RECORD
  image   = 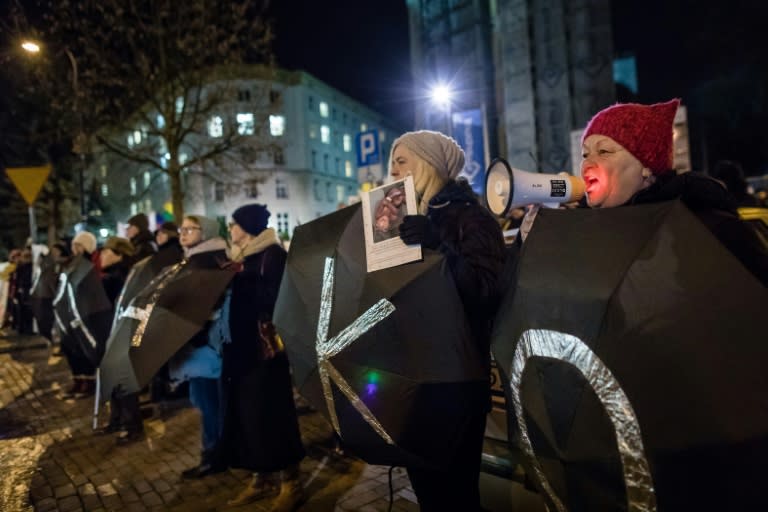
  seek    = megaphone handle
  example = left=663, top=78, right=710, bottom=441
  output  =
left=519, top=204, right=541, bottom=243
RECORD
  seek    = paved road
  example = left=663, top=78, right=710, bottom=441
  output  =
left=0, top=334, right=543, bottom=511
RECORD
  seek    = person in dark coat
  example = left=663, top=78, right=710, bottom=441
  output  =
left=59, top=231, right=99, bottom=398
left=125, top=213, right=157, bottom=264
left=581, top=99, right=768, bottom=286
left=222, top=204, right=306, bottom=511
left=30, top=244, right=58, bottom=343
left=96, top=236, right=145, bottom=444
left=171, top=215, right=229, bottom=479
left=390, top=131, right=507, bottom=511
left=12, top=247, right=35, bottom=335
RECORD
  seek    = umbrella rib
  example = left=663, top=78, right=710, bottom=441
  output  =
left=67, top=282, right=98, bottom=349
left=130, top=262, right=184, bottom=348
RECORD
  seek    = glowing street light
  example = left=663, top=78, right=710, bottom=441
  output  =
left=430, top=83, right=454, bottom=136
left=21, top=40, right=41, bottom=53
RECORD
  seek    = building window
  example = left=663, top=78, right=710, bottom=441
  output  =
left=320, top=125, right=330, bottom=144
left=214, top=182, right=225, bottom=202
left=332, top=107, right=337, bottom=121
left=311, top=150, right=317, bottom=170
left=313, top=179, right=321, bottom=200
left=270, top=89, right=281, bottom=105
left=360, top=123, right=368, bottom=132
left=269, top=115, right=285, bottom=137
left=143, top=171, right=151, bottom=188
left=144, top=199, right=152, bottom=212
left=175, top=96, right=184, bottom=114
left=319, top=101, right=329, bottom=118
left=101, top=184, right=108, bottom=197
left=276, top=178, right=288, bottom=199
left=100, top=165, right=108, bottom=178
left=309, top=124, right=318, bottom=139
left=325, top=182, right=333, bottom=201
left=276, top=212, right=289, bottom=235
left=343, top=134, right=352, bottom=152
left=335, top=157, right=341, bottom=174
left=133, top=130, right=142, bottom=145
left=336, top=184, right=345, bottom=202
left=237, top=88, right=251, bottom=102
left=323, top=154, right=329, bottom=172
left=244, top=179, right=260, bottom=198
left=345, top=160, right=352, bottom=178
left=342, top=112, right=348, bottom=125
left=130, top=177, right=137, bottom=196
left=237, top=113, right=255, bottom=135
left=130, top=202, right=138, bottom=215
left=127, top=134, right=134, bottom=148
left=274, top=147, right=285, bottom=165
left=157, top=114, right=165, bottom=129
left=208, top=116, right=223, bottom=138
left=308, top=95, right=314, bottom=111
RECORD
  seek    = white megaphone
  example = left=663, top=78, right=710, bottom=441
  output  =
left=484, top=158, right=586, bottom=216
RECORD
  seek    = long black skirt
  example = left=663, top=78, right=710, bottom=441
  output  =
left=220, top=352, right=306, bottom=472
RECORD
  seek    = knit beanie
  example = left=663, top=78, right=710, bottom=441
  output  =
left=156, top=221, right=179, bottom=238
left=582, top=99, right=680, bottom=175
left=127, top=213, right=149, bottom=231
left=390, top=130, right=465, bottom=180
left=72, top=231, right=97, bottom=254
left=185, top=215, right=220, bottom=241
left=103, top=236, right=135, bottom=257
left=232, top=203, right=271, bottom=236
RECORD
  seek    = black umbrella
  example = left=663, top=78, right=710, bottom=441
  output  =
left=492, top=200, right=768, bottom=511
left=53, top=255, right=112, bottom=365
left=274, top=203, right=488, bottom=470
left=99, top=259, right=233, bottom=400
left=99, top=246, right=184, bottom=399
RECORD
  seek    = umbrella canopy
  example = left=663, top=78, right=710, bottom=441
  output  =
left=492, top=200, right=768, bottom=511
left=53, top=255, right=112, bottom=365
left=274, top=203, right=487, bottom=470
left=99, top=259, right=233, bottom=400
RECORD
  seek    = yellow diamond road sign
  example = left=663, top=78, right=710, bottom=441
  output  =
left=5, top=164, right=52, bottom=206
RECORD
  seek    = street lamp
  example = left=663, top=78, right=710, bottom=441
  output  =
left=21, top=39, right=87, bottom=222
left=430, top=83, right=454, bottom=136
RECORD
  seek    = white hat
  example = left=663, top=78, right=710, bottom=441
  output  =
left=72, top=231, right=97, bottom=254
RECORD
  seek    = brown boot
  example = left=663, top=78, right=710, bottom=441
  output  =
left=269, top=479, right=304, bottom=512
left=227, top=473, right=279, bottom=507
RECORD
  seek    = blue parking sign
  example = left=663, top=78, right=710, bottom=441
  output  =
left=356, top=130, right=380, bottom=167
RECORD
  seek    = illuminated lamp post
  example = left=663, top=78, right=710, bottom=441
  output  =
left=430, top=84, right=454, bottom=137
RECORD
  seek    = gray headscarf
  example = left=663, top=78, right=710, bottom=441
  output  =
left=390, top=130, right=465, bottom=180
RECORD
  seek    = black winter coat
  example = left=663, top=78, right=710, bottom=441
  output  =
left=220, top=242, right=305, bottom=472
left=129, top=230, right=157, bottom=265
left=426, top=179, right=507, bottom=357
left=629, top=171, right=768, bottom=286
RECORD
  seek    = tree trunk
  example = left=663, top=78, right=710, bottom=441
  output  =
left=169, top=164, right=184, bottom=222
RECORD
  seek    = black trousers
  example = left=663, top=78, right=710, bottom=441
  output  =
left=109, top=391, right=143, bottom=433
left=406, top=409, right=487, bottom=512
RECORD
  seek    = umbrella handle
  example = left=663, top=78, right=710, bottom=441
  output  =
left=92, top=369, right=100, bottom=430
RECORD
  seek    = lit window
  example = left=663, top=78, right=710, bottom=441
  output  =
left=269, top=115, right=285, bottom=137
left=208, top=116, right=223, bottom=138
left=360, top=123, right=367, bottom=132
left=309, top=124, right=318, bottom=139
left=175, top=97, right=184, bottom=114
left=133, top=130, right=142, bottom=144
left=237, top=113, right=254, bottom=135
left=336, top=185, right=345, bottom=202
left=321, top=125, right=330, bottom=144
left=130, top=177, right=137, bottom=196
left=319, top=101, right=329, bottom=118
left=144, top=199, right=152, bottom=212
left=345, top=161, right=352, bottom=178
left=179, top=153, right=188, bottom=165
left=157, top=114, right=165, bottom=129
left=100, top=165, right=108, bottom=178
left=143, top=171, right=151, bottom=188
left=276, top=178, right=288, bottom=199
left=126, top=134, right=134, bottom=148
left=343, top=134, right=352, bottom=152
left=380, top=131, right=386, bottom=142
left=130, top=202, right=138, bottom=215
left=101, top=184, right=108, bottom=197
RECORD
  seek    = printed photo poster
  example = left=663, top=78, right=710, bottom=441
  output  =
left=361, top=176, right=422, bottom=272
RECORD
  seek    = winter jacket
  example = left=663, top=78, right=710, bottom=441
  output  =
left=129, top=230, right=157, bottom=265
left=426, top=178, right=507, bottom=355
left=629, top=171, right=768, bottom=286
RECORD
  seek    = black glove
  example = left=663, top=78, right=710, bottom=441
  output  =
left=399, top=215, right=441, bottom=249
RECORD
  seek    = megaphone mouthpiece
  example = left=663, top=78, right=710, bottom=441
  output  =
left=484, top=158, right=585, bottom=216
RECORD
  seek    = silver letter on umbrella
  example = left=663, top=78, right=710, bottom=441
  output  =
left=316, top=256, right=396, bottom=444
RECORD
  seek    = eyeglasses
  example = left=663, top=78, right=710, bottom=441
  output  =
left=178, top=226, right=201, bottom=234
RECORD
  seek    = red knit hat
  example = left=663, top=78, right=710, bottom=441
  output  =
left=582, top=99, right=680, bottom=175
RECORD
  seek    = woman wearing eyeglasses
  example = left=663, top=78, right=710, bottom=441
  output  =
left=169, top=215, right=231, bottom=479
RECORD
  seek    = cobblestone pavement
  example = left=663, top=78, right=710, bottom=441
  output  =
left=0, top=335, right=420, bottom=512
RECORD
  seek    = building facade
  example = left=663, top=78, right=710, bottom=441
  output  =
left=90, top=67, right=400, bottom=239
left=407, top=0, right=616, bottom=174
